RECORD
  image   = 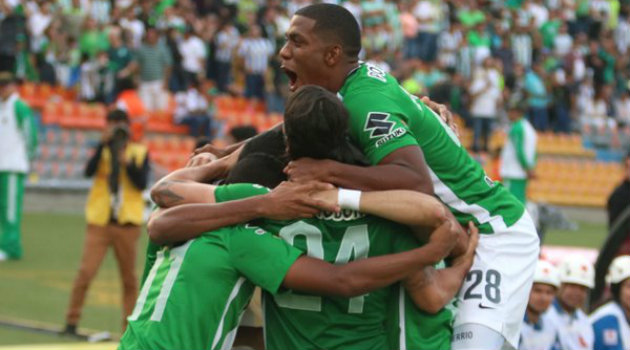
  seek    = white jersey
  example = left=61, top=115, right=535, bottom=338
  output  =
left=545, top=299, right=594, bottom=350
left=519, top=312, right=562, bottom=350
left=0, top=93, right=31, bottom=173
left=589, top=301, right=630, bottom=350
left=500, top=118, right=537, bottom=180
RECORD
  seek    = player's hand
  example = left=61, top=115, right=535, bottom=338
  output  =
left=284, top=158, right=334, bottom=183
left=421, top=96, right=460, bottom=138
left=451, top=222, right=479, bottom=270
left=262, top=181, right=339, bottom=220
left=186, top=152, right=218, bottom=167
left=426, top=220, right=459, bottom=263
left=193, top=143, right=228, bottom=158
left=310, top=189, right=339, bottom=211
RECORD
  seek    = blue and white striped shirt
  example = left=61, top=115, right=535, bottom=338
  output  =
left=238, top=38, right=274, bottom=74
left=215, top=26, right=240, bottom=63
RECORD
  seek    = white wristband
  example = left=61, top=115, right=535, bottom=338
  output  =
left=338, top=188, right=362, bottom=211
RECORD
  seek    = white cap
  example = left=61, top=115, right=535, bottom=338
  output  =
left=533, top=260, right=560, bottom=288
left=607, top=255, right=630, bottom=285
left=558, top=255, right=595, bottom=289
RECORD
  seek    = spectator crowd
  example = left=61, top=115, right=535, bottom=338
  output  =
left=1, top=0, right=630, bottom=150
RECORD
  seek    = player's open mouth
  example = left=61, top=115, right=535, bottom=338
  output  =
left=282, top=67, right=299, bottom=92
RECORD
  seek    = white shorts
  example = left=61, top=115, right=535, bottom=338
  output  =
left=453, top=211, right=540, bottom=348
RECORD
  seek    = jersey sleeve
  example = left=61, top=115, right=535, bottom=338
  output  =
left=15, top=99, right=38, bottom=160
left=229, top=226, right=303, bottom=294
left=509, top=121, right=531, bottom=170
left=344, top=91, right=419, bottom=165
left=214, top=183, right=271, bottom=203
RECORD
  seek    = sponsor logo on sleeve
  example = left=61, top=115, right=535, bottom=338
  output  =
left=364, top=112, right=407, bottom=148
left=366, top=64, right=386, bottom=82
left=375, top=128, right=406, bottom=148
left=365, top=112, right=394, bottom=138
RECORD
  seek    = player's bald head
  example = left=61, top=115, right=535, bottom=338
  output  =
left=295, top=4, right=361, bottom=59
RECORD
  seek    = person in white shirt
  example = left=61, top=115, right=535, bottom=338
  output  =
left=582, top=84, right=617, bottom=134
left=526, top=0, right=549, bottom=28
left=546, top=255, right=595, bottom=350
left=120, top=9, right=145, bottom=49
left=27, top=1, right=53, bottom=53
left=500, top=99, right=537, bottom=204
left=519, top=260, right=563, bottom=350
left=178, top=27, right=207, bottom=86
left=175, top=79, right=214, bottom=139
left=0, top=72, right=38, bottom=261
left=614, top=17, right=630, bottom=55
left=589, top=255, right=630, bottom=350
left=469, top=57, right=502, bottom=152
left=438, top=22, right=462, bottom=70
left=614, top=89, right=630, bottom=133
left=214, top=22, right=240, bottom=92
left=554, top=23, right=573, bottom=58
left=238, top=25, right=274, bottom=101
left=413, top=0, right=441, bottom=62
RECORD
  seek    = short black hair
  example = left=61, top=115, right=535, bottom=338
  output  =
left=224, top=152, right=287, bottom=189
left=295, top=4, right=361, bottom=59
left=230, top=126, right=259, bottom=143
left=107, top=109, right=130, bottom=124
left=239, top=127, right=287, bottom=162
left=284, top=85, right=348, bottom=161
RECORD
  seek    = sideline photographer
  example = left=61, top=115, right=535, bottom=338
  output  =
left=62, top=109, right=150, bottom=335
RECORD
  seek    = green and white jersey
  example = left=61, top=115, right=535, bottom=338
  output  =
left=500, top=117, right=537, bottom=180
left=119, top=225, right=302, bottom=350
left=339, top=63, right=525, bottom=234
left=387, top=262, right=456, bottom=350
left=215, top=183, right=453, bottom=350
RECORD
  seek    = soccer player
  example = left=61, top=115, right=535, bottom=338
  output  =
left=546, top=255, right=595, bottom=350
left=148, top=86, right=476, bottom=349
left=500, top=99, right=537, bottom=204
left=519, top=260, right=562, bottom=350
left=0, top=71, right=37, bottom=261
left=198, top=4, right=539, bottom=349
left=589, top=255, right=630, bottom=350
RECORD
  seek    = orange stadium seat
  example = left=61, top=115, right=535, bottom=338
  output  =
left=42, top=103, right=61, bottom=124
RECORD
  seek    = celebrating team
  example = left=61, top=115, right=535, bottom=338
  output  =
left=117, top=3, right=627, bottom=350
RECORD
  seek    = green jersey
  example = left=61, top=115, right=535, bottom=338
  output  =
left=119, top=225, right=302, bottom=350
left=215, top=183, right=453, bottom=350
left=339, top=63, right=524, bottom=234
left=387, top=262, right=456, bottom=350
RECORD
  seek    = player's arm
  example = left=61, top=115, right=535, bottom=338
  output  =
left=148, top=181, right=336, bottom=245
left=15, top=100, right=38, bottom=160
left=403, top=223, right=479, bottom=313
left=282, top=221, right=457, bottom=297
left=287, top=145, right=434, bottom=194
left=193, top=123, right=283, bottom=158
left=313, top=188, right=462, bottom=248
left=150, top=154, right=235, bottom=208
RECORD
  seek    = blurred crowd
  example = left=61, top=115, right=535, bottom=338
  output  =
left=1, top=0, right=630, bottom=150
